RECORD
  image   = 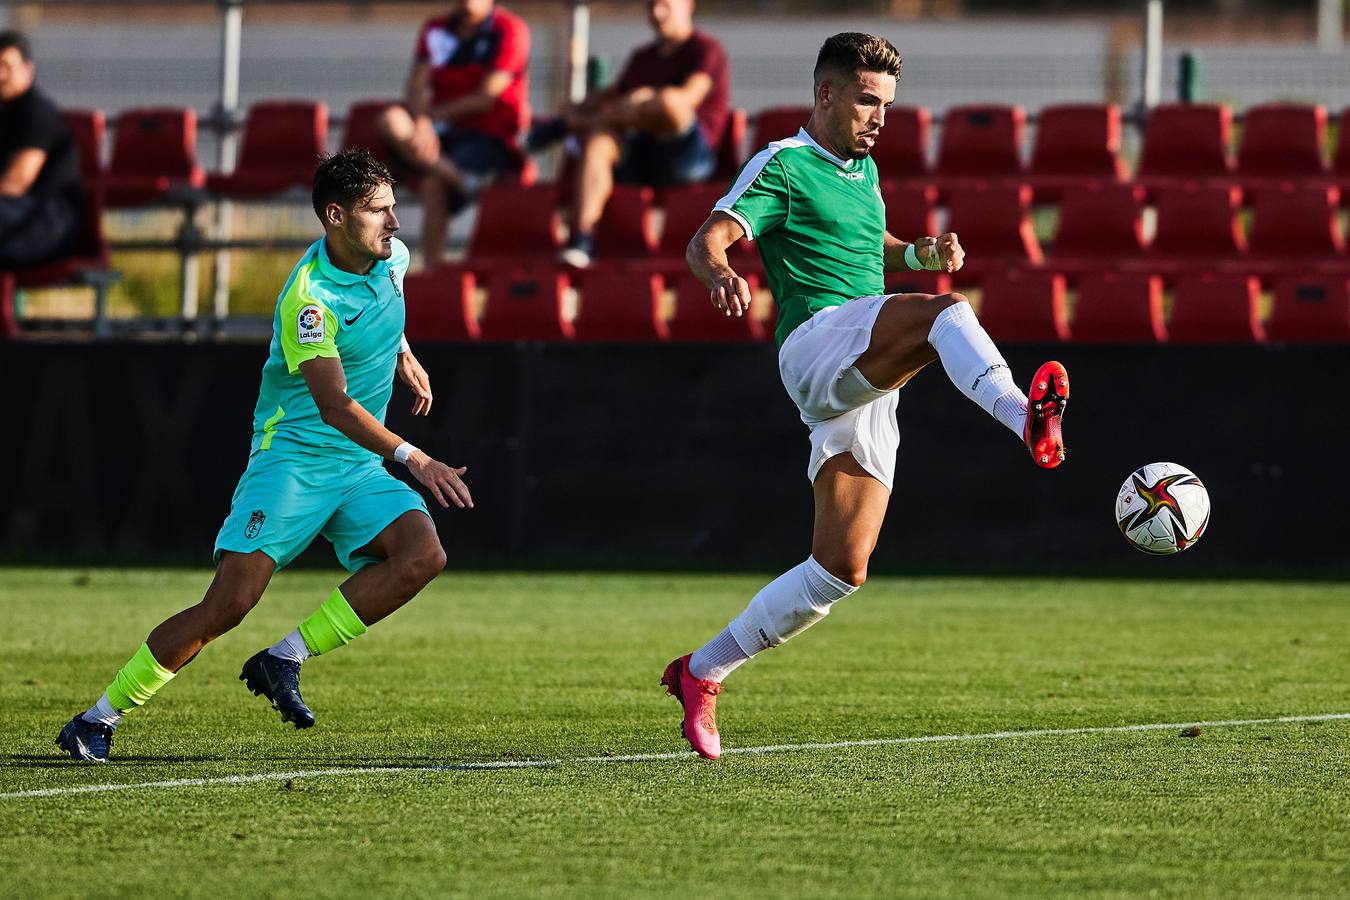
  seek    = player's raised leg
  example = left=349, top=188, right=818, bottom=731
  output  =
left=55, top=550, right=275, bottom=762
left=854, top=291, right=1068, bottom=468
left=245, top=509, right=445, bottom=728
left=665, top=453, right=883, bottom=759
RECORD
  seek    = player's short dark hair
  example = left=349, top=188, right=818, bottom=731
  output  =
left=311, top=148, right=395, bottom=220
left=813, top=32, right=901, bottom=86
left=0, top=30, right=33, bottom=61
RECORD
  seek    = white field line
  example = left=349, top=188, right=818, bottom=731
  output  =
left=6, top=712, right=1349, bottom=801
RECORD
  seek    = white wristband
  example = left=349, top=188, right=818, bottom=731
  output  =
left=393, top=442, right=418, bottom=465
left=903, top=243, right=923, bottom=271
left=399, top=334, right=411, bottom=354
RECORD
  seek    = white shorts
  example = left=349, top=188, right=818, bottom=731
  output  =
left=777, top=295, right=900, bottom=490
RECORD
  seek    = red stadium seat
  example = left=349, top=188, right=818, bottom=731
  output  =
left=1136, top=104, right=1233, bottom=190
left=592, top=185, right=658, bottom=261
left=208, top=100, right=328, bottom=198
left=656, top=183, right=755, bottom=263
left=478, top=263, right=573, bottom=341
left=870, top=106, right=930, bottom=180
left=667, top=271, right=766, bottom=342
left=64, top=109, right=106, bottom=182
left=1168, top=272, right=1264, bottom=343
left=1235, top=104, right=1328, bottom=194
left=401, top=266, right=479, bottom=341
left=1072, top=271, right=1167, bottom=343
left=341, top=99, right=402, bottom=169
left=105, top=107, right=206, bottom=206
left=944, top=182, right=1042, bottom=277
left=1147, top=183, right=1245, bottom=271
left=1245, top=184, right=1344, bottom=272
left=1332, top=107, right=1350, bottom=203
left=713, top=107, right=748, bottom=180
left=572, top=264, right=667, bottom=342
left=1, top=273, right=15, bottom=340
left=934, top=105, right=1025, bottom=191
left=752, top=106, right=811, bottom=150
left=977, top=268, right=1069, bottom=342
left=14, top=109, right=113, bottom=285
left=883, top=270, right=951, bottom=296
left=880, top=182, right=937, bottom=244
left=468, top=183, right=560, bottom=262
left=1048, top=182, right=1146, bottom=273
left=1026, top=104, right=1126, bottom=202
left=1267, top=274, right=1350, bottom=342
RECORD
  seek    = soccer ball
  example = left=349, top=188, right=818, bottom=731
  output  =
left=1114, top=462, right=1211, bottom=555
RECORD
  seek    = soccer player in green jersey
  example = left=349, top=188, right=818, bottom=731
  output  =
left=56, top=149, right=473, bottom=762
left=662, top=33, right=1070, bottom=759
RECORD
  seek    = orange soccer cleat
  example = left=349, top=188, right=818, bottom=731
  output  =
left=661, top=654, right=723, bottom=760
left=1024, top=360, right=1069, bottom=469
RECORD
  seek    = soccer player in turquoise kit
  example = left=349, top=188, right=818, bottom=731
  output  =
left=664, top=33, right=1070, bottom=759
left=56, top=149, right=472, bottom=762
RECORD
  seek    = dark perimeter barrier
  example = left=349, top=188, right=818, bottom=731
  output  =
left=1, top=342, right=1346, bottom=575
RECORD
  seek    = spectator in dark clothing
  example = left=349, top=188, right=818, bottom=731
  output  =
left=0, top=31, right=82, bottom=269
left=550, top=0, right=730, bottom=268
left=378, top=0, right=531, bottom=267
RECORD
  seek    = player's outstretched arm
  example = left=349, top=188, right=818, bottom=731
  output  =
left=882, top=231, right=964, bottom=274
left=687, top=212, right=753, bottom=318
left=299, top=357, right=473, bottom=509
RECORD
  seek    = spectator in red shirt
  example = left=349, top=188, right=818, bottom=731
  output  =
left=379, top=0, right=530, bottom=266
left=549, top=0, right=729, bottom=268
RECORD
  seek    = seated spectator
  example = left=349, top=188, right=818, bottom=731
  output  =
left=547, top=0, right=729, bottom=268
left=378, top=0, right=530, bottom=267
left=0, top=31, right=82, bottom=270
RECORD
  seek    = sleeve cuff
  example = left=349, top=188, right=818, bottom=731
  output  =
left=714, top=205, right=755, bottom=242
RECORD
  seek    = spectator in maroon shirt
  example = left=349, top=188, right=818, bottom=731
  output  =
left=551, top=0, right=729, bottom=268
left=378, top=0, right=530, bottom=266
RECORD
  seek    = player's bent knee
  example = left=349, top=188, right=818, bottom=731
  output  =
left=812, top=554, right=867, bottom=589
left=205, top=591, right=260, bottom=634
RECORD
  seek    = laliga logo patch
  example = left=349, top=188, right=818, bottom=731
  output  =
left=389, top=269, right=402, bottom=297
left=297, top=305, right=324, bottom=344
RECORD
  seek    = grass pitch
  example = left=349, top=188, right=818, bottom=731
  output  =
left=2, top=567, right=1349, bottom=898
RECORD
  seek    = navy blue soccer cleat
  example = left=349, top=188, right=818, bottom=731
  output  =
left=240, top=650, right=316, bottom=729
left=55, top=715, right=114, bottom=763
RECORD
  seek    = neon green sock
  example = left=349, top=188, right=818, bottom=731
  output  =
left=105, top=642, right=176, bottom=713
left=297, top=587, right=368, bottom=656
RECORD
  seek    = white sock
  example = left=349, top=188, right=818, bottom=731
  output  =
left=928, top=300, right=1027, bottom=438
left=691, top=557, right=857, bottom=683
left=267, top=628, right=311, bottom=665
left=688, top=628, right=752, bottom=683
left=80, top=693, right=122, bottom=728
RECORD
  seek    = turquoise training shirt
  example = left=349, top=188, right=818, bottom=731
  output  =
left=249, top=236, right=410, bottom=459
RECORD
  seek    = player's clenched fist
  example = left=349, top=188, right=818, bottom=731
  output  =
left=919, top=232, right=965, bottom=273
left=711, top=273, right=753, bottom=318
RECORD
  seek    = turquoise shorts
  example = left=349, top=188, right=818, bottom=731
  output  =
left=214, top=449, right=429, bottom=572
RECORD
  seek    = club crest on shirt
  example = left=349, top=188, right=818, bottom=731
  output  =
left=297, top=305, right=324, bottom=344
left=244, top=509, right=266, bottom=539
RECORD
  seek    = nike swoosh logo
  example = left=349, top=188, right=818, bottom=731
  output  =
left=344, top=309, right=365, bottom=326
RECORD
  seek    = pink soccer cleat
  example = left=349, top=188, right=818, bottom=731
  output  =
left=661, top=654, right=722, bottom=760
left=1024, top=360, right=1069, bottom=469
